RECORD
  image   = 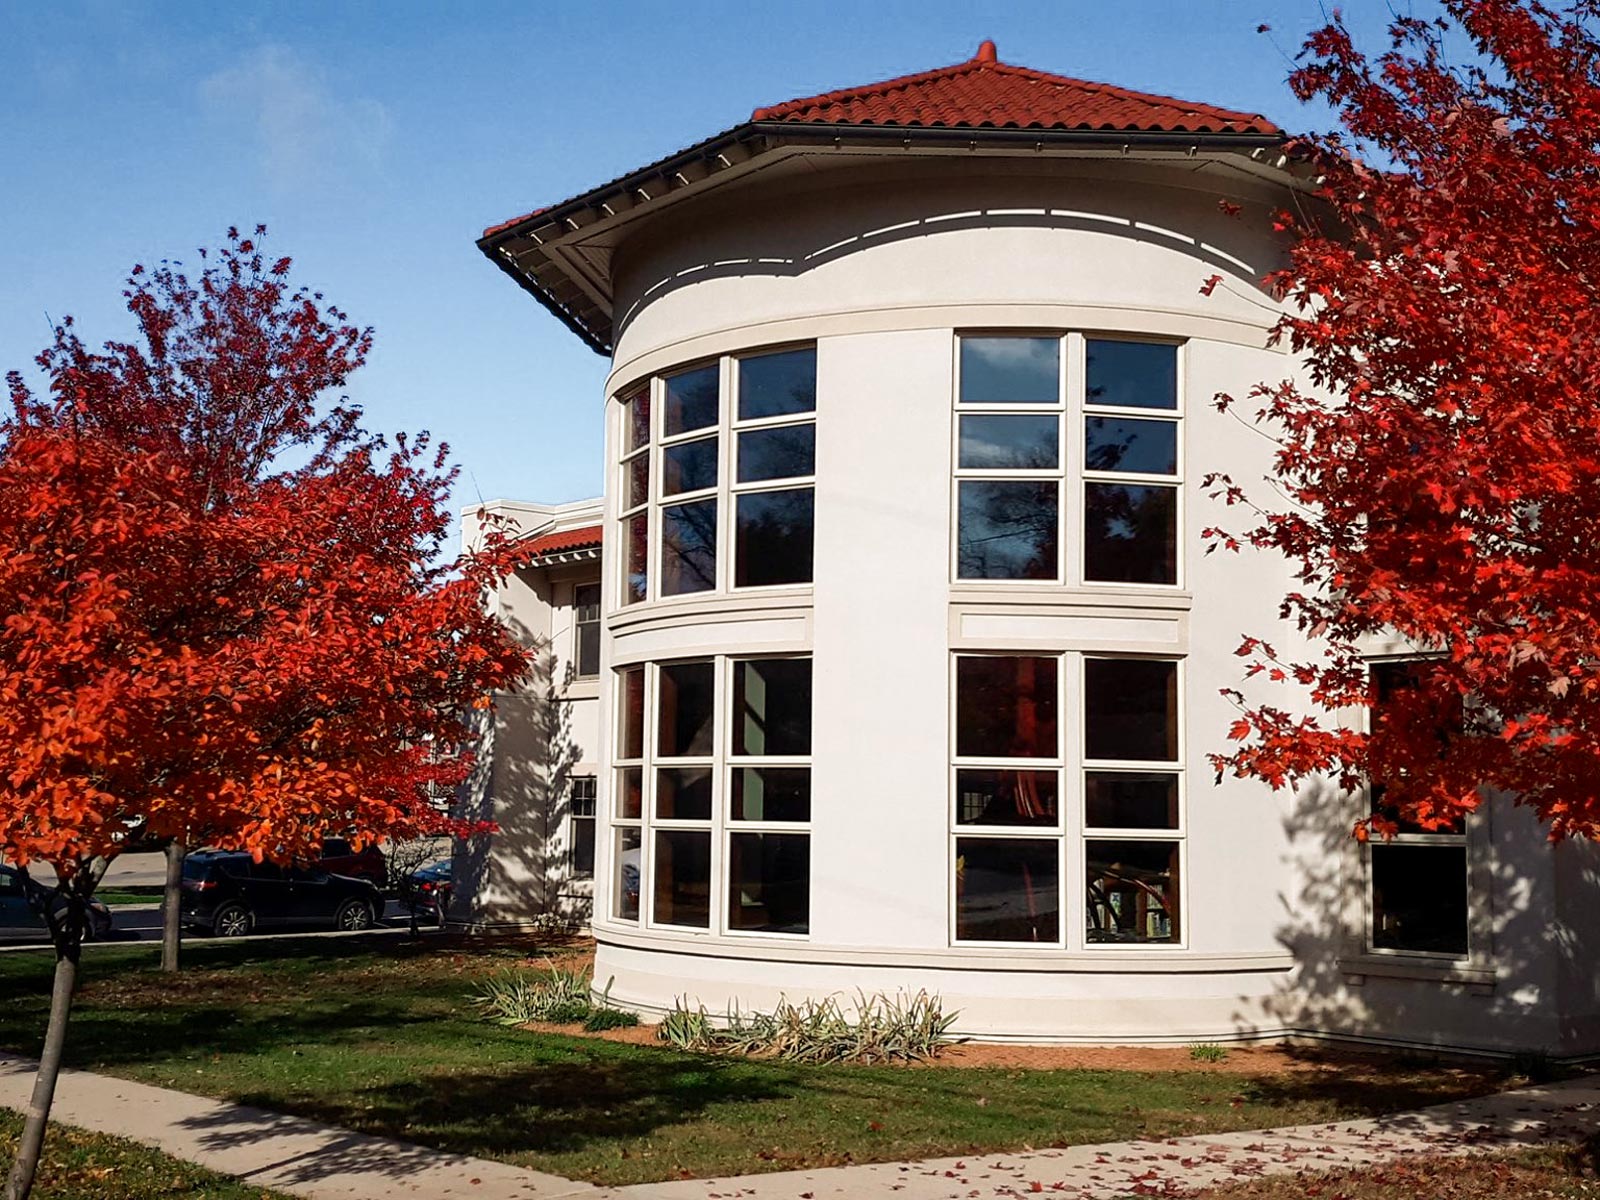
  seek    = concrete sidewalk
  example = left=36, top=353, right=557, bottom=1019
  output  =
left=2, top=1051, right=1597, bottom=1200
left=0, top=1054, right=594, bottom=1199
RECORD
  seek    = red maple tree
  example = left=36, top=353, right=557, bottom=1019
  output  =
left=1209, top=1, right=1600, bottom=840
left=0, top=228, right=529, bottom=1200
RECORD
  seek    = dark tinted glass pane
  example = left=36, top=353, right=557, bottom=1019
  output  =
left=739, top=348, right=816, bottom=420
left=626, top=390, right=651, bottom=452
left=738, top=424, right=815, bottom=482
left=624, top=513, right=648, bottom=604
left=626, top=453, right=649, bottom=509
left=1084, top=659, right=1178, bottom=762
left=664, top=365, right=719, bottom=436
left=729, top=833, right=810, bottom=933
left=956, top=656, right=1058, bottom=760
left=615, top=767, right=642, bottom=819
left=618, top=667, right=644, bottom=759
left=1372, top=844, right=1467, bottom=955
left=570, top=818, right=595, bottom=878
left=1085, top=417, right=1178, bottom=475
left=1084, top=483, right=1176, bottom=584
left=577, top=622, right=601, bottom=677
left=731, top=767, right=811, bottom=821
left=1085, top=340, right=1177, bottom=410
left=958, top=414, right=1059, bottom=470
left=1086, top=840, right=1180, bottom=943
left=1085, top=772, right=1179, bottom=828
left=656, top=767, right=713, bottom=820
left=575, top=583, right=600, bottom=619
left=654, top=830, right=711, bottom=927
left=661, top=499, right=717, bottom=595
left=615, top=829, right=641, bottom=921
left=732, top=658, right=812, bottom=755
left=957, top=480, right=1059, bottom=580
left=955, top=769, right=1059, bottom=827
left=960, top=337, right=1059, bottom=404
left=663, top=435, right=718, bottom=495
left=735, top=489, right=814, bottom=586
left=956, top=838, right=1060, bottom=942
left=658, top=660, right=715, bottom=757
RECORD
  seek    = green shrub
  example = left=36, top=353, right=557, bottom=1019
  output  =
left=1188, top=1042, right=1229, bottom=1063
left=472, top=961, right=593, bottom=1025
left=657, top=991, right=958, bottom=1063
left=584, top=1006, right=641, bottom=1032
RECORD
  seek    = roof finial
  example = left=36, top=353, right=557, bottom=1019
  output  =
left=975, top=39, right=997, bottom=64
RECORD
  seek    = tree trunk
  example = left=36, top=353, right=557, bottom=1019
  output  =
left=160, top=840, right=185, bottom=973
left=4, top=895, right=84, bottom=1200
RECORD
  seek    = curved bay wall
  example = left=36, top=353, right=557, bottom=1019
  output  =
left=584, top=157, right=1586, bottom=1048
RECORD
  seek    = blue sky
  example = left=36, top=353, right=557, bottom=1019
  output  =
left=1, top=2, right=1414, bottom=519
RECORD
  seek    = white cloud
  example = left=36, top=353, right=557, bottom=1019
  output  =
left=200, top=45, right=390, bottom=189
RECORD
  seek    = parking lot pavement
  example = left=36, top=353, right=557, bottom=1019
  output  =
left=18, top=849, right=172, bottom=890
left=0, top=899, right=424, bottom=953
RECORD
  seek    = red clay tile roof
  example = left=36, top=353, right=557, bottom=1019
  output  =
left=524, top=524, right=603, bottom=557
left=750, top=41, right=1280, bottom=136
left=483, top=206, right=546, bottom=240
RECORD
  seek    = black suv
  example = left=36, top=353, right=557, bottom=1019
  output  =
left=180, top=852, right=384, bottom=937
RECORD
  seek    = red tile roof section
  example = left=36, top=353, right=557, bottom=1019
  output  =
left=750, top=41, right=1280, bottom=136
left=524, top=524, right=603, bottom=557
left=482, top=206, right=547, bottom=240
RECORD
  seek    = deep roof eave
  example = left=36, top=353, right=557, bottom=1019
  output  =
left=477, top=119, right=1293, bottom=357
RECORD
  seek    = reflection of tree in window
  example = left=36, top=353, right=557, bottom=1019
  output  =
left=958, top=480, right=1058, bottom=580
left=735, top=490, right=813, bottom=586
left=661, top=499, right=717, bottom=594
left=1084, top=483, right=1176, bottom=584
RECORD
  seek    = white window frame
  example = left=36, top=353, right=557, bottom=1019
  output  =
left=616, top=345, right=817, bottom=608
left=567, top=775, right=597, bottom=879
left=950, top=331, right=1185, bottom=589
left=620, top=654, right=813, bottom=939
left=572, top=583, right=601, bottom=679
left=949, top=651, right=1188, bottom=950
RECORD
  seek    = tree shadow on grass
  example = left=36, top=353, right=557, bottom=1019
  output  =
left=222, top=1055, right=801, bottom=1170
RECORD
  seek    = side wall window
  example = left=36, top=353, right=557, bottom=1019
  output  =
left=1366, top=660, right=1469, bottom=957
left=573, top=584, right=601, bottom=678
left=568, top=776, right=597, bottom=879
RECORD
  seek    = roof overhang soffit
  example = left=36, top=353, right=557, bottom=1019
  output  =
left=479, top=123, right=1297, bottom=356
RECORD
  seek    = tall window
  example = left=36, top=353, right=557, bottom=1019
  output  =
left=568, top=776, right=597, bottom=878
left=609, top=656, right=812, bottom=935
left=616, top=347, right=816, bottom=605
left=954, top=333, right=1181, bottom=586
left=952, top=652, right=1183, bottom=947
left=573, top=584, right=601, bottom=678
left=1366, top=660, right=1469, bottom=957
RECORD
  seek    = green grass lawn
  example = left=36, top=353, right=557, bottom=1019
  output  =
left=93, top=887, right=164, bottom=907
left=0, top=937, right=1524, bottom=1186
left=0, top=1110, right=289, bottom=1200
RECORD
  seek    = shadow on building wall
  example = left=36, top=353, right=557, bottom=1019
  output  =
left=450, top=613, right=586, bottom=931
left=1249, top=774, right=1600, bottom=1058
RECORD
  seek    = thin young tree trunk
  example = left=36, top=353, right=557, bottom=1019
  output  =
left=160, top=839, right=185, bottom=973
left=4, top=885, right=85, bottom=1200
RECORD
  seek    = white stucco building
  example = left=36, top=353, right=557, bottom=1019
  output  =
left=472, top=43, right=1600, bottom=1055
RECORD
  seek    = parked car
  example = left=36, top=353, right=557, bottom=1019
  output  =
left=0, top=865, right=113, bottom=941
left=400, top=859, right=451, bottom=925
left=317, top=837, right=386, bottom=887
left=180, top=851, right=384, bottom=937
